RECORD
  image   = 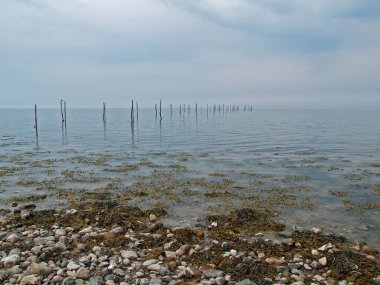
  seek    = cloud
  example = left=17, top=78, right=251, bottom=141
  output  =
left=0, top=0, right=379, bottom=107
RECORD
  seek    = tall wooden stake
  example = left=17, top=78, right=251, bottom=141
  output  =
left=159, top=100, right=162, bottom=120
left=64, top=101, right=67, bottom=127
left=60, top=100, right=64, bottom=123
left=34, top=104, right=38, bottom=137
left=136, top=101, right=139, bottom=119
left=103, top=102, right=106, bottom=121
left=131, top=100, right=134, bottom=123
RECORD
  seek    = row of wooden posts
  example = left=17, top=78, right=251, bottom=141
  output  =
left=34, top=100, right=254, bottom=136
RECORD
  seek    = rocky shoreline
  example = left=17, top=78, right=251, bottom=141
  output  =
left=1, top=202, right=379, bottom=285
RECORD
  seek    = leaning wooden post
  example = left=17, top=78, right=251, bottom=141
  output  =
left=34, top=104, right=38, bottom=137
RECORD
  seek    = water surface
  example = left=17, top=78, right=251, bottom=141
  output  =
left=0, top=108, right=379, bottom=247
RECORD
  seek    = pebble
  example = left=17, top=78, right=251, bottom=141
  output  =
left=203, top=269, right=224, bottom=278
left=147, top=264, right=161, bottom=271
left=235, top=279, right=256, bottom=285
left=27, top=262, right=52, bottom=276
left=318, top=257, right=327, bottom=266
left=0, top=208, right=378, bottom=285
left=149, top=214, right=157, bottom=222
left=318, top=243, right=333, bottom=251
left=121, top=250, right=137, bottom=260
left=143, top=259, right=158, bottom=267
left=67, top=261, right=80, bottom=270
left=76, top=267, right=90, bottom=279
left=311, top=249, right=319, bottom=256
left=20, top=274, right=41, bottom=285
left=1, top=254, right=20, bottom=267
left=361, top=245, right=378, bottom=255
left=79, top=226, right=93, bottom=235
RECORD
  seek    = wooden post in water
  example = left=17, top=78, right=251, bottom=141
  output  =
left=155, top=104, right=157, bottom=117
left=170, top=104, right=172, bottom=116
left=131, top=100, right=134, bottom=123
left=136, top=101, right=139, bottom=119
left=159, top=100, right=162, bottom=120
left=34, top=104, right=38, bottom=137
left=179, top=104, right=181, bottom=115
left=195, top=103, right=198, bottom=115
left=64, top=101, right=67, bottom=127
left=60, top=100, right=64, bottom=123
left=103, top=102, right=106, bottom=122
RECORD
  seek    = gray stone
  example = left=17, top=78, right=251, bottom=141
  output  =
left=147, top=264, right=161, bottom=271
left=52, top=276, right=64, bottom=283
left=7, top=265, right=23, bottom=276
left=143, top=259, right=158, bottom=267
left=203, top=269, right=223, bottom=278
left=150, top=277, right=162, bottom=285
left=6, top=234, right=19, bottom=242
left=86, top=276, right=104, bottom=285
left=113, top=268, right=125, bottom=277
left=67, top=261, right=80, bottom=270
left=0, top=231, right=7, bottom=240
left=20, top=274, right=42, bottom=285
left=235, top=279, right=257, bottom=285
left=318, top=257, right=327, bottom=266
left=76, top=267, right=90, bottom=280
left=105, top=274, right=118, bottom=281
left=27, top=263, right=52, bottom=276
left=1, top=254, right=20, bottom=267
left=140, top=278, right=150, bottom=285
left=215, top=277, right=225, bottom=285
left=120, top=250, right=137, bottom=260
left=63, top=277, right=76, bottom=285
left=79, top=226, right=93, bottom=235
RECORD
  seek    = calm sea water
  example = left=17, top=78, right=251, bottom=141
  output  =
left=1, top=108, right=379, bottom=246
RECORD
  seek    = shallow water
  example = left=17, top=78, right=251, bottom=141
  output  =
left=0, top=108, right=379, bottom=247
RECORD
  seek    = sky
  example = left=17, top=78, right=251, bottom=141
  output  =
left=0, top=0, right=379, bottom=108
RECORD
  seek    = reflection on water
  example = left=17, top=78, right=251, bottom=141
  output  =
left=0, top=108, right=379, bottom=247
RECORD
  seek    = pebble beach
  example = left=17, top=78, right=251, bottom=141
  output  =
left=1, top=198, right=379, bottom=285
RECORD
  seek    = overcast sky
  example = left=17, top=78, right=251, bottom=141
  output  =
left=0, top=0, right=379, bottom=108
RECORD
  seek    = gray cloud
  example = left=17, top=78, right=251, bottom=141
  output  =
left=0, top=0, right=379, bottom=108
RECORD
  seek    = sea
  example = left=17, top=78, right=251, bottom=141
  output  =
left=0, top=108, right=379, bottom=247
